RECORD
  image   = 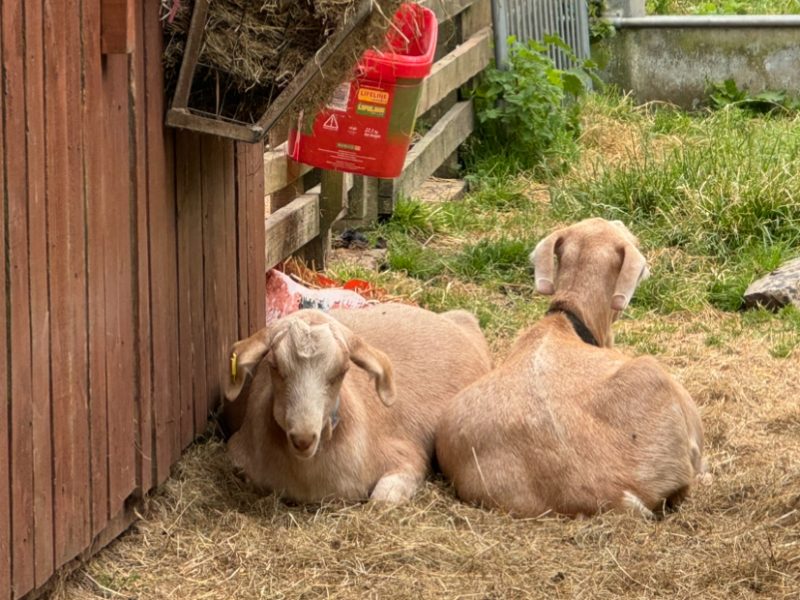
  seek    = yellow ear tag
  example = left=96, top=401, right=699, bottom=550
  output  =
left=230, top=352, right=238, bottom=384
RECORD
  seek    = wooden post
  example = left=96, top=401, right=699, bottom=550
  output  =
left=301, top=170, right=347, bottom=269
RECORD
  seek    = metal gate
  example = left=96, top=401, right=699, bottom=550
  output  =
left=493, top=0, right=591, bottom=69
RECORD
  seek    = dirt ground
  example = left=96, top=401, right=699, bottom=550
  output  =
left=51, top=305, right=800, bottom=599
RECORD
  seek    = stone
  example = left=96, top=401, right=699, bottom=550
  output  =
left=743, top=257, right=800, bottom=310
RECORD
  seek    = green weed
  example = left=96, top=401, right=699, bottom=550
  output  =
left=470, top=35, right=595, bottom=172
left=449, top=237, right=532, bottom=283
left=647, top=0, right=800, bottom=14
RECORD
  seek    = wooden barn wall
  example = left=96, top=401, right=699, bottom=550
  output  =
left=0, top=1, right=266, bottom=598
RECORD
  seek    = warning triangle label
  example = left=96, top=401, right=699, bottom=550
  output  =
left=323, top=114, right=339, bottom=131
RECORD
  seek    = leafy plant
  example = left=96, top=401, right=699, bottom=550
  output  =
left=588, top=0, right=615, bottom=42
left=708, top=79, right=800, bottom=114
left=647, top=0, right=800, bottom=14
left=470, top=35, right=596, bottom=172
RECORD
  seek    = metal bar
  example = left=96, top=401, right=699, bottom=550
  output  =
left=254, top=0, right=373, bottom=135
left=611, top=15, right=800, bottom=28
left=171, top=0, right=209, bottom=109
left=577, top=0, right=591, bottom=60
left=491, top=0, right=510, bottom=67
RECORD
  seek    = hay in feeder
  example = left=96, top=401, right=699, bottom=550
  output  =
left=162, top=0, right=402, bottom=127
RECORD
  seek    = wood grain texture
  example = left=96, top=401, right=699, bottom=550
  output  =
left=417, top=27, right=492, bottom=116
left=266, top=194, right=321, bottom=269
left=460, top=0, right=492, bottom=38
left=46, top=0, right=91, bottom=567
left=0, top=7, right=12, bottom=598
left=264, top=144, right=314, bottom=197
left=245, top=145, right=266, bottom=333
left=23, top=0, right=55, bottom=585
left=420, top=0, right=481, bottom=23
left=393, top=101, right=474, bottom=199
left=131, top=0, right=152, bottom=495
left=143, top=0, right=181, bottom=483
left=3, top=0, right=36, bottom=595
left=103, top=52, right=137, bottom=517
left=100, top=0, right=134, bottom=54
left=176, top=132, right=208, bottom=447
left=83, top=0, right=111, bottom=540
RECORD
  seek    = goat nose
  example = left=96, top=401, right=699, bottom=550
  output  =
left=289, top=432, right=317, bottom=452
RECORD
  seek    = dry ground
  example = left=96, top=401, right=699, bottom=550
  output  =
left=51, top=308, right=800, bottom=599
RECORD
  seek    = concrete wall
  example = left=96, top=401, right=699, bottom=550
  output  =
left=594, top=23, right=800, bottom=108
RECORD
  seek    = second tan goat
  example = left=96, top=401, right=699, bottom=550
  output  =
left=225, top=303, right=491, bottom=504
left=435, top=218, right=706, bottom=518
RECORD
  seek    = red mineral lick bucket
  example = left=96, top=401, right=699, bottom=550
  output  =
left=288, top=3, right=437, bottom=179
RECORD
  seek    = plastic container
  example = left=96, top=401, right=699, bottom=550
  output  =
left=288, top=3, right=438, bottom=178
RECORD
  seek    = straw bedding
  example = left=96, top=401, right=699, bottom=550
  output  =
left=162, top=0, right=400, bottom=123
left=52, top=308, right=800, bottom=599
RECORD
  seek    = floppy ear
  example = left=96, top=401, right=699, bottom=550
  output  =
left=351, top=340, right=396, bottom=406
left=225, top=330, right=274, bottom=401
left=332, top=322, right=396, bottom=406
left=612, top=245, right=649, bottom=311
left=530, top=230, right=562, bottom=295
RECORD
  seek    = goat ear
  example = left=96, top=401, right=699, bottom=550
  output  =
left=347, top=334, right=396, bottom=406
left=530, top=231, right=561, bottom=295
left=612, top=245, right=649, bottom=311
left=225, top=331, right=272, bottom=401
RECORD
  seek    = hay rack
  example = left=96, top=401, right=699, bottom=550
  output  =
left=165, top=0, right=374, bottom=143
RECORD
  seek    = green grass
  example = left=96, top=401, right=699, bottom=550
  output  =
left=328, top=92, right=800, bottom=356
left=647, top=0, right=800, bottom=14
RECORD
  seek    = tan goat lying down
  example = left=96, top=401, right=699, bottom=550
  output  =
left=436, top=218, right=706, bottom=518
left=225, top=303, right=491, bottom=504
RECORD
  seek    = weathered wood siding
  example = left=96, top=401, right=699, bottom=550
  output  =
left=0, top=2, right=266, bottom=598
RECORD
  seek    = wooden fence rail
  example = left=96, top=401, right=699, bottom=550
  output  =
left=263, top=0, right=493, bottom=269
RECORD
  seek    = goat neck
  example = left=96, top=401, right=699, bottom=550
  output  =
left=546, top=291, right=615, bottom=348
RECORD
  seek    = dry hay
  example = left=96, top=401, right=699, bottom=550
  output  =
left=575, top=102, right=682, bottom=177
left=162, top=0, right=400, bottom=124
left=52, top=308, right=800, bottom=599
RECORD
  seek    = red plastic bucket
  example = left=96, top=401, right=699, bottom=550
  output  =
left=288, top=3, right=438, bottom=178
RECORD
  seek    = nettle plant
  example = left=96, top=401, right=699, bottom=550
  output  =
left=471, top=35, right=597, bottom=171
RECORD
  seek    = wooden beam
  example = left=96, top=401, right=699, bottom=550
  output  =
left=300, top=171, right=348, bottom=269
left=165, top=108, right=263, bottom=143
left=265, top=194, right=320, bottom=269
left=461, top=0, right=493, bottom=38
left=417, top=27, right=492, bottom=116
left=421, top=0, right=483, bottom=24
left=382, top=100, right=474, bottom=209
left=264, top=143, right=314, bottom=197
left=101, top=0, right=135, bottom=54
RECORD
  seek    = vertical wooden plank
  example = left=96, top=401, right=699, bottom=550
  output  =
left=301, top=170, right=347, bottom=269
left=100, top=0, right=134, bottom=54
left=143, top=0, right=180, bottom=482
left=131, top=0, right=152, bottom=495
left=25, top=0, right=55, bottom=586
left=200, top=136, right=228, bottom=429
left=236, top=144, right=252, bottom=340
left=103, top=52, right=137, bottom=518
left=246, top=145, right=266, bottom=334
left=0, top=9, right=12, bottom=600
left=45, top=0, right=91, bottom=566
left=176, top=132, right=207, bottom=449
left=223, top=140, right=239, bottom=369
left=3, top=0, right=36, bottom=595
left=82, top=0, right=110, bottom=540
